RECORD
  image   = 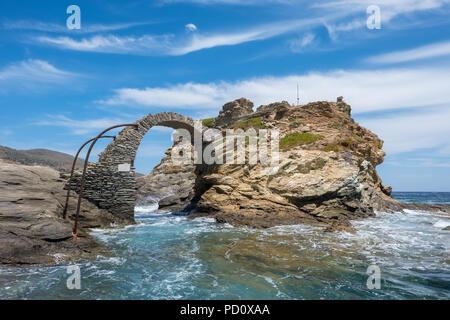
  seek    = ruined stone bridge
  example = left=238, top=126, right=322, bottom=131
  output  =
left=70, top=112, right=200, bottom=224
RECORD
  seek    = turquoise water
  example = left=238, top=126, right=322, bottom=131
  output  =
left=0, top=193, right=449, bottom=299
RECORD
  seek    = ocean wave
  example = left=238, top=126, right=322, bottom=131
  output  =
left=2, top=206, right=449, bottom=300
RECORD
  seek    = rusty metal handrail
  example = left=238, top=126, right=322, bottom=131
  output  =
left=62, top=135, right=116, bottom=220
left=72, top=123, right=139, bottom=238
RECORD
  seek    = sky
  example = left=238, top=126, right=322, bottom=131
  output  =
left=1, top=0, right=450, bottom=191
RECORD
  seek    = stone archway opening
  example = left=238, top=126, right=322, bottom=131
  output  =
left=134, top=125, right=197, bottom=215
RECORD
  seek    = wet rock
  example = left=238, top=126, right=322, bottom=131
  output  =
left=323, top=220, right=356, bottom=234
left=0, top=161, right=117, bottom=265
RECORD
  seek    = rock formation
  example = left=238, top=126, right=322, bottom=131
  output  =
left=136, top=142, right=196, bottom=212
left=0, top=161, right=121, bottom=264
left=138, top=97, right=449, bottom=231
left=214, top=98, right=254, bottom=127
left=192, top=98, right=388, bottom=231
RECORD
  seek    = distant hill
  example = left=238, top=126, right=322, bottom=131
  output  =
left=0, top=146, right=84, bottom=172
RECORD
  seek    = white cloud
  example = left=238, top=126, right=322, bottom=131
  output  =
left=35, top=35, right=174, bottom=55
left=359, top=106, right=450, bottom=155
left=2, top=20, right=152, bottom=33
left=367, top=40, right=450, bottom=64
left=0, top=59, right=77, bottom=91
left=100, top=66, right=450, bottom=114
left=324, top=19, right=365, bottom=40
left=317, top=0, right=450, bottom=39
left=289, top=33, right=316, bottom=52
left=35, top=115, right=126, bottom=135
left=99, top=84, right=221, bottom=108
left=313, top=0, right=449, bottom=22
left=34, top=16, right=326, bottom=56
left=30, top=0, right=450, bottom=55
left=390, top=159, right=450, bottom=168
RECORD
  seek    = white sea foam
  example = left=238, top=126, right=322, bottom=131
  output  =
left=433, top=220, right=450, bottom=229
left=135, top=204, right=159, bottom=214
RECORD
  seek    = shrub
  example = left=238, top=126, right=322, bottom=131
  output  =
left=324, top=144, right=339, bottom=152
left=315, top=158, right=326, bottom=169
left=324, top=140, right=357, bottom=152
left=233, top=117, right=268, bottom=130
left=338, top=139, right=356, bottom=150
left=279, top=132, right=324, bottom=149
left=202, top=118, right=215, bottom=128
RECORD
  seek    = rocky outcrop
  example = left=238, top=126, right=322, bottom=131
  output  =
left=136, top=142, right=195, bottom=212
left=138, top=97, right=449, bottom=231
left=0, top=161, right=120, bottom=265
left=214, top=98, right=254, bottom=127
left=186, top=97, right=391, bottom=230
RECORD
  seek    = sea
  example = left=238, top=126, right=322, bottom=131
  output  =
left=0, top=192, right=449, bottom=299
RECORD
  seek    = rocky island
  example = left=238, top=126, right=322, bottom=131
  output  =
left=1, top=97, right=448, bottom=265
left=138, top=97, right=449, bottom=231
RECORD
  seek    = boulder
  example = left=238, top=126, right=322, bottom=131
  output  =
left=214, top=98, right=254, bottom=127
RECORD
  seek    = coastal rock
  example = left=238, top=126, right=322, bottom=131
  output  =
left=214, top=98, right=254, bottom=128
left=138, top=97, right=407, bottom=231
left=188, top=98, right=389, bottom=229
left=323, top=219, right=356, bottom=233
left=136, top=142, right=196, bottom=212
left=121, top=97, right=450, bottom=231
left=0, top=161, right=119, bottom=265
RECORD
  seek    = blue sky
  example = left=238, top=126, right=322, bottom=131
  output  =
left=1, top=0, right=450, bottom=191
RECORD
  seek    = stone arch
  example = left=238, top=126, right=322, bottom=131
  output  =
left=76, top=112, right=200, bottom=224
